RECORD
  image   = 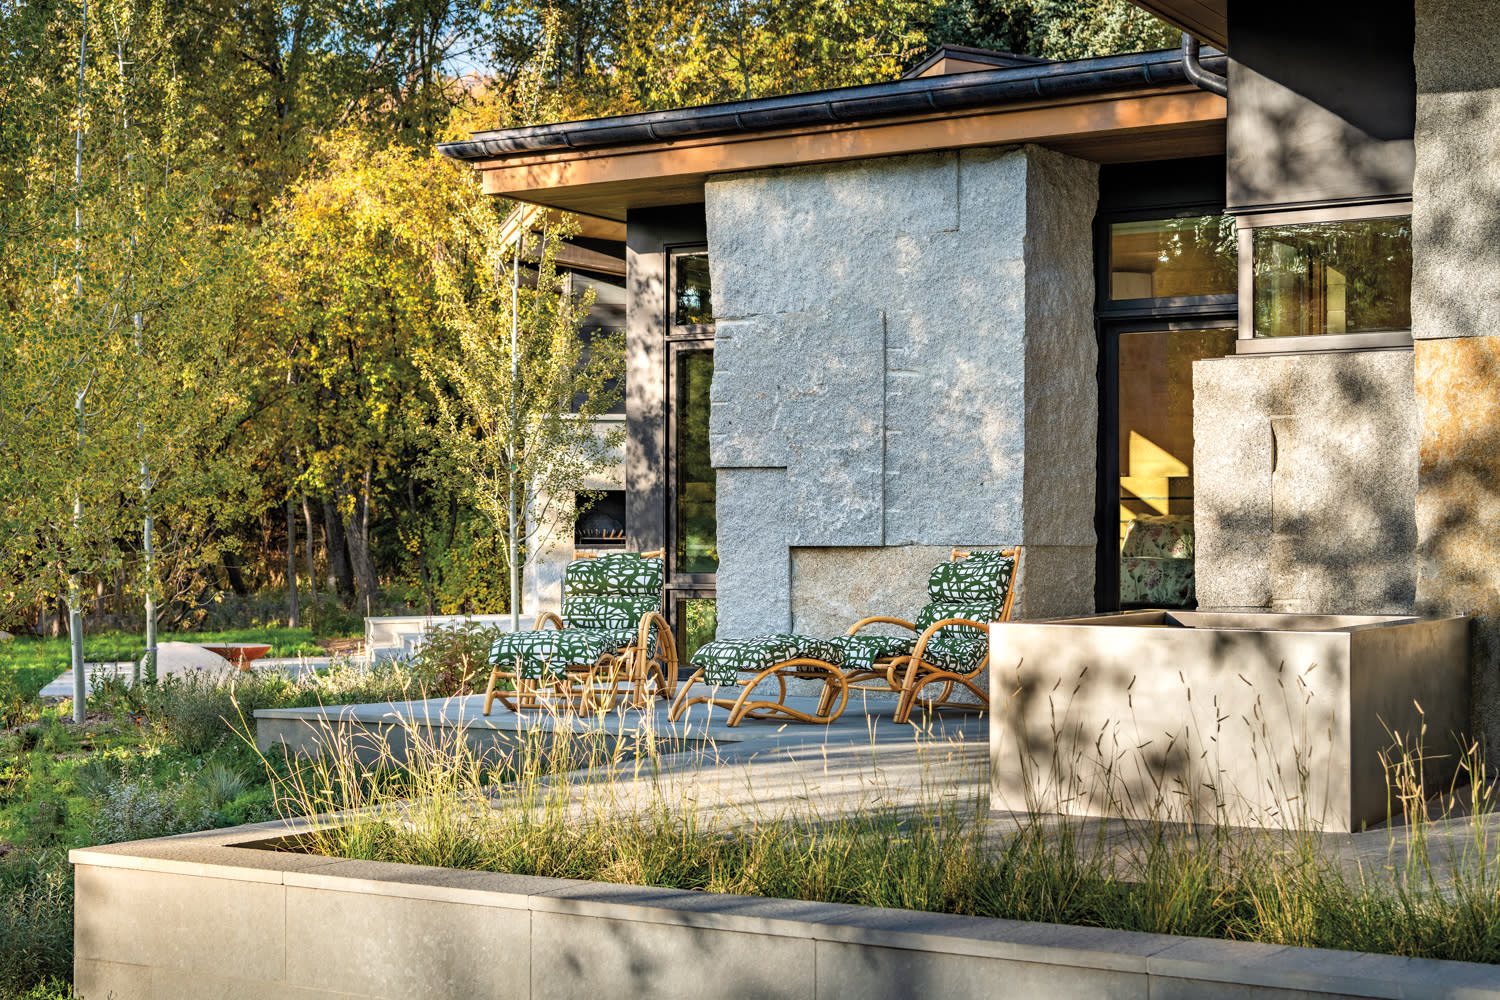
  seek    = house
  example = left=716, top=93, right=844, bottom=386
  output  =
left=438, top=0, right=1500, bottom=747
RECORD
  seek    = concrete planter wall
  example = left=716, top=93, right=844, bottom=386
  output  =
left=72, top=822, right=1500, bottom=999
left=989, top=611, right=1469, bottom=831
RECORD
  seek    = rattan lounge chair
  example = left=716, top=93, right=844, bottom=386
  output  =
left=829, top=547, right=1022, bottom=724
left=484, top=550, right=677, bottom=714
left=667, top=634, right=850, bottom=726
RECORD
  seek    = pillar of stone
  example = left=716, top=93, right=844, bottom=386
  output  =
left=1412, top=0, right=1500, bottom=747
left=705, top=145, right=1098, bottom=639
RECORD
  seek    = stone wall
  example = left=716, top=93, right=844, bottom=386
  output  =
left=705, top=146, right=1097, bottom=638
left=1193, top=350, right=1418, bottom=615
left=1413, top=0, right=1500, bottom=747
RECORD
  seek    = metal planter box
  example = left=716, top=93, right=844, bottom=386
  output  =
left=989, top=611, right=1470, bottom=831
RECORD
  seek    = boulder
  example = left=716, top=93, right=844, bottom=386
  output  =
left=143, top=641, right=235, bottom=678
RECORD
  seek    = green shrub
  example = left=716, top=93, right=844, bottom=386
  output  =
left=404, top=622, right=503, bottom=697
left=89, top=770, right=213, bottom=845
left=0, top=854, right=72, bottom=995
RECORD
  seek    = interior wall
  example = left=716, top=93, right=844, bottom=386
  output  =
left=705, top=145, right=1098, bottom=638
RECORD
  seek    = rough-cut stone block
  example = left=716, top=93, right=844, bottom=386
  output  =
left=790, top=545, right=961, bottom=637
left=704, top=145, right=1097, bottom=637
left=706, top=153, right=960, bottom=320
left=1023, top=147, right=1100, bottom=552
left=531, top=910, right=815, bottom=1000
left=1011, top=545, right=1095, bottom=621
left=711, top=312, right=885, bottom=545
left=1193, top=351, right=1417, bottom=616
left=1415, top=336, right=1500, bottom=749
left=715, top=468, right=792, bottom=637
left=1414, top=0, right=1500, bottom=342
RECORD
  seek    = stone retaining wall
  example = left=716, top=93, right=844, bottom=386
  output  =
left=73, top=825, right=1500, bottom=999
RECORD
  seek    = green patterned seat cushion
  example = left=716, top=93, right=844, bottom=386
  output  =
left=490, top=629, right=616, bottom=680
left=927, top=551, right=1013, bottom=603
left=1120, top=556, right=1195, bottom=606
left=1120, top=515, right=1193, bottom=559
left=563, top=553, right=665, bottom=597
left=689, top=634, right=846, bottom=687
left=827, top=633, right=915, bottom=673
left=563, top=594, right=657, bottom=632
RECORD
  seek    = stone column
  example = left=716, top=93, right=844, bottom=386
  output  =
left=705, top=145, right=1098, bottom=638
left=1413, top=0, right=1500, bottom=747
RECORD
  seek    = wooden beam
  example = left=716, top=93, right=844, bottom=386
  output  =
left=473, top=89, right=1225, bottom=217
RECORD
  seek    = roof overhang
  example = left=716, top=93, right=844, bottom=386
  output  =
left=1127, top=0, right=1227, bottom=49
left=440, top=50, right=1226, bottom=221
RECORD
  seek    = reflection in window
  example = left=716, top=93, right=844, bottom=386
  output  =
left=673, top=252, right=713, bottom=326
left=675, top=349, right=717, bottom=574
left=1117, top=328, right=1236, bottom=608
left=675, top=597, right=717, bottom=660
left=1109, top=216, right=1237, bottom=300
left=1253, top=217, right=1412, bottom=338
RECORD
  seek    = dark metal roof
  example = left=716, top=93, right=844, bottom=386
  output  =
left=438, top=48, right=1225, bottom=163
left=901, top=43, right=1052, bottom=80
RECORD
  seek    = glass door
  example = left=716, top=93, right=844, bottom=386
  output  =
left=1108, top=326, right=1234, bottom=608
left=667, top=344, right=717, bottom=658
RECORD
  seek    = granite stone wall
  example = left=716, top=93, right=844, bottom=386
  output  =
left=704, top=145, right=1098, bottom=639
left=1413, top=0, right=1500, bottom=748
left=1192, top=351, right=1418, bottom=616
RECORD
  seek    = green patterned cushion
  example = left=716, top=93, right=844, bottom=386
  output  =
left=1120, top=556, right=1195, bottom=606
left=490, top=629, right=614, bottom=680
left=917, top=632, right=987, bottom=673
left=908, top=600, right=994, bottom=675
left=564, top=553, right=665, bottom=597
left=1120, top=515, right=1193, bottom=560
left=927, top=551, right=1013, bottom=604
left=826, top=633, right=915, bottom=673
left=563, top=594, right=657, bottom=631
left=690, top=634, right=845, bottom=686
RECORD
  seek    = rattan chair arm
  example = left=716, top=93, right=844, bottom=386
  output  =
left=846, top=616, right=918, bottom=636
left=908, top=617, right=990, bottom=675
left=534, top=611, right=565, bottom=630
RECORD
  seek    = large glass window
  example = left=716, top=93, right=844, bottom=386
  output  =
left=1116, top=327, right=1236, bottom=608
left=674, top=348, right=717, bottom=575
left=1252, top=217, right=1412, bottom=338
left=1109, top=216, right=1237, bottom=300
left=673, top=252, right=713, bottom=326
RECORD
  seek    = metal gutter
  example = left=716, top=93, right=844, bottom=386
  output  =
left=1180, top=34, right=1228, bottom=97
left=438, top=48, right=1227, bottom=162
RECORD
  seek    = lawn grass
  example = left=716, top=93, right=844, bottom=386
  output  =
left=0, top=626, right=359, bottom=699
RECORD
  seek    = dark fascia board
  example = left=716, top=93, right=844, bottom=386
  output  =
left=901, top=44, right=1053, bottom=80
left=438, top=48, right=1221, bottom=163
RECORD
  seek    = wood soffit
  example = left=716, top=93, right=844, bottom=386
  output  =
left=1126, top=0, right=1228, bottom=49
left=470, top=88, right=1227, bottom=221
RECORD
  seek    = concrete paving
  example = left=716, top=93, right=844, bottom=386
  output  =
left=41, top=654, right=333, bottom=699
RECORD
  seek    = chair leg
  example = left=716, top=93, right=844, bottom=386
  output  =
left=482, top=666, right=500, bottom=716
left=668, top=669, right=707, bottom=721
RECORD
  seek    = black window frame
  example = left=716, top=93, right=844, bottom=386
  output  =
left=1094, top=200, right=1238, bottom=613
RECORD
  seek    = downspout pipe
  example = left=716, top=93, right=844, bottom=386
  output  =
left=1181, top=33, right=1228, bottom=98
